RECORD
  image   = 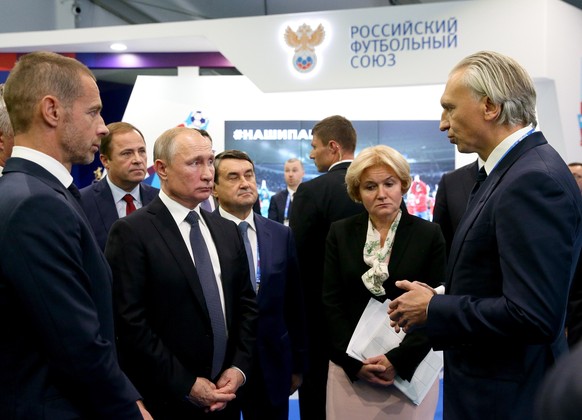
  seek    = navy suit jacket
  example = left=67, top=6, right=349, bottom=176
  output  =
left=433, top=160, right=478, bottom=256
left=267, top=188, right=290, bottom=223
left=105, top=196, right=258, bottom=418
left=80, top=177, right=159, bottom=250
left=323, top=210, right=446, bottom=381
left=426, top=132, right=582, bottom=420
left=0, top=158, right=140, bottom=419
left=243, top=212, right=308, bottom=405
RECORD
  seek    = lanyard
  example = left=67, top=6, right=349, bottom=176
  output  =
left=492, top=128, right=535, bottom=172
left=283, top=192, right=291, bottom=220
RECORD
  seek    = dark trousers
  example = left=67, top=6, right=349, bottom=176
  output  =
left=298, top=339, right=328, bottom=420
left=240, top=366, right=289, bottom=420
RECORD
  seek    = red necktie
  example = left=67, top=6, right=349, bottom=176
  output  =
left=122, top=194, right=136, bottom=216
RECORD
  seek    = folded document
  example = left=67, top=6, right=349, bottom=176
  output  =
left=346, top=297, right=443, bottom=405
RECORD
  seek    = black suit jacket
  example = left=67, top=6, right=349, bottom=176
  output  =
left=80, top=177, right=159, bottom=250
left=433, top=160, right=478, bottom=256
left=267, top=188, right=290, bottom=223
left=323, top=210, right=446, bottom=381
left=105, top=196, right=258, bottom=418
left=0, top=158, right=140, bottom=419
left=289, top=162, right=364, bottom=330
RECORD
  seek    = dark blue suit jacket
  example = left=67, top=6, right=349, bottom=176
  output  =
left=0, top=158, right=140, bottom=419
left=80, top=177, right=159, bottom=250
left=267, top=188, right=290, bottom=223
left=426, top=132, right=582, bottom=419
left=106, top=197, right=258, bottom=419
left=250, top=212, right=308, bottom=405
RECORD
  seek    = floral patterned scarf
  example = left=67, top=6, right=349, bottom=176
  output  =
left=361, top=209, right=402, bottom=296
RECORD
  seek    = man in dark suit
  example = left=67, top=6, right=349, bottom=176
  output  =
left=389, top=51, right=582, bottom=419
left=105, top=127, right=258, bottom=419
left=268, top=157, right=304, bottom=225
left=432, top=159, right=480, bottom=256
left=289, top=115, right=364, bottom=420
left=212, top=149, right=308, bottom=420
left=80, top=121, right=158, bottom=250
left=0, top=51, right=148, bottom=418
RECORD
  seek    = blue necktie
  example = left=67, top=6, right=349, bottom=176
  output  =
left=200, top=198, right=213, bottom=212
left=238, top=221, right=256, bottom=291
left=185, top=211, right=227, bottom=379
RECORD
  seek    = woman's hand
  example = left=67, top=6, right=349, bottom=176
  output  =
left=356, top=354, right=396, bottom=386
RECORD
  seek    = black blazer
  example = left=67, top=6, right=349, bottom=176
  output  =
left=80, top=177, right=159, bottom=250
left=105, top=196, right=258, bottom=418
left=323, top=210, right=446, bottom=381
left=0, top=158, right=140, bottom=419
left=432, top=160, right=478, bottom=256
left=289, top=162, right=364, bottom=325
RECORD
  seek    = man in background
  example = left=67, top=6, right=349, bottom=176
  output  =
left=268, top=157, right=304, bottom=225
left=106, top=127, right=257, bottom=419
left=432, top=159, right=481, bottom=256
left=289, top=115, right=364, bottom=420
left=0, top=51, right=149, bottom=418
left=0, top=83, right=14, bottom=175
left=80, top=121, right=158, bottom=250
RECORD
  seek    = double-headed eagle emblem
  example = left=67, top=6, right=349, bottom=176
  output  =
left=284, top=23, right=325, bottom=73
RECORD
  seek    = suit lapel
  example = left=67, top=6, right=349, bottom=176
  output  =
left=94, top=179, right=119, bottom=231
left=139, top=183, right=158, bottom=206
left=148, top=198, right=210, bottom=316
left=447, top=133, right=546, bottom=286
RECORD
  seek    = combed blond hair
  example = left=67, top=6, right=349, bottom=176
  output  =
left=346, top=145, right=411, bottom=203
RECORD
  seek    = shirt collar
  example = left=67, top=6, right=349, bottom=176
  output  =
left=11, top=146, right=73, bottom=188
left=329, top=159, right=352, bottom=171
left=106, top=176, right=141, bottom=205
left=484, top=125, right=533, bottom=175
left=159, top=189, right=207, bottom=227
left=218, top=207, right=256, bottom=231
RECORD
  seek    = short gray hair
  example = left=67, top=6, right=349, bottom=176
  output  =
left=452, top=51, right=537, bottom=128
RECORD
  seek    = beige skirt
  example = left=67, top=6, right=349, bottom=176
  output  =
left=326, top=361, right=439, bottom=420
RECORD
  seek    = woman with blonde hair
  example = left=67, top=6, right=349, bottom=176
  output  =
left=323, top=144, right=445, bottom=419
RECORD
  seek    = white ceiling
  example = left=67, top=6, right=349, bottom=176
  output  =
left=90, top=0, right=449, bottom=24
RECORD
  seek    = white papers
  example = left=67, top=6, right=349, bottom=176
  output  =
left=346, top=298, right=443, bottom=405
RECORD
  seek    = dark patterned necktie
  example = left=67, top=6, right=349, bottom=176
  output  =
left=67, top=183, right=81, bottom=201
left=185, top=211, right=227, bottom=379
left=468, top=166, right=487, bottom=206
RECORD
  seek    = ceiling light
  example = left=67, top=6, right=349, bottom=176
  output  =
left=110, top=43, right=128, bottom=52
